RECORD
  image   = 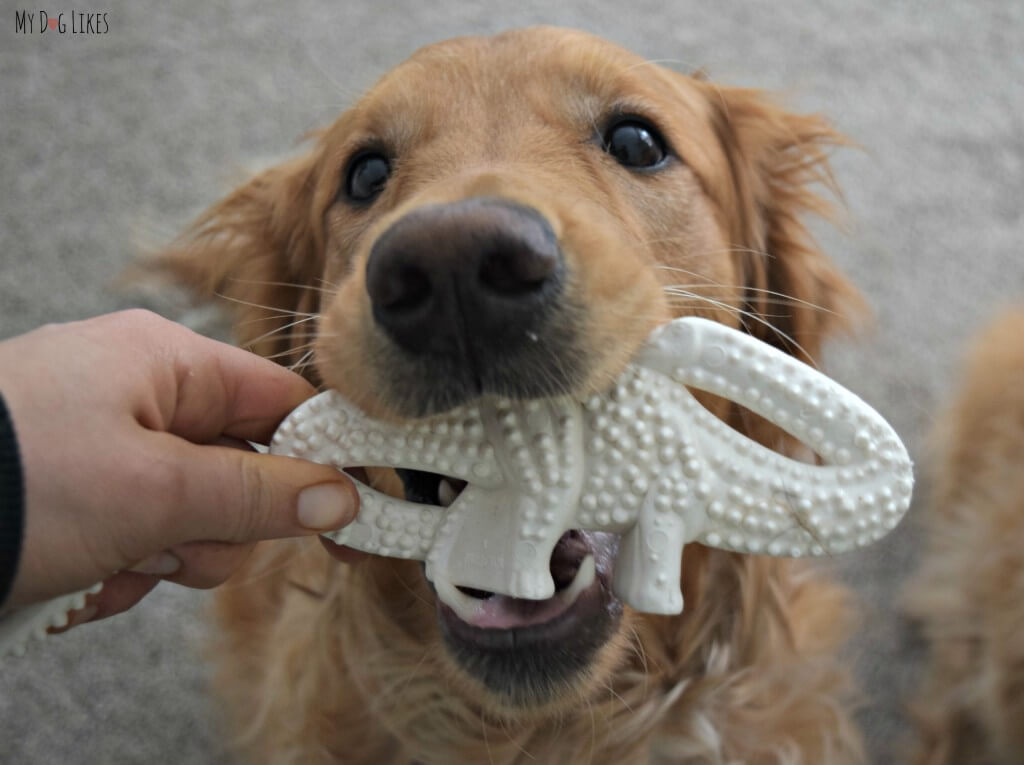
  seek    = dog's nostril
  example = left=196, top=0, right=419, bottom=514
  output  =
left=373, top=262, right=432, bottom=313
left=478, top=242, right=560, bottom=296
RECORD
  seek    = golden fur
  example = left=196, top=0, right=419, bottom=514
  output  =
left=155, top=27, right=867, bottom=764
left=904, top=308, right=1024, bottom=764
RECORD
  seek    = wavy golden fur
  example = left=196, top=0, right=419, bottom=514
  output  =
left=155, top=27, right=866, bottom=764
left=904, top=309, right=1024, bottom=764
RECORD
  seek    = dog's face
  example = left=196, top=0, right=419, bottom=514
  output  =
left=313, top=29, right=735, bottom=419
left=161, top=27, right=858, bottom=716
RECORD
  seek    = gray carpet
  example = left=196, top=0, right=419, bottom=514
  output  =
left=1, top=1, right=1022, bottom=762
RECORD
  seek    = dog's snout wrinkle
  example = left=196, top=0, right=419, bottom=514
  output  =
left=365, top=196, right=565, bottom=365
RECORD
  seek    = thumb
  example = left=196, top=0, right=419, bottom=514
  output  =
left=148, top=433, right=360, bottom=546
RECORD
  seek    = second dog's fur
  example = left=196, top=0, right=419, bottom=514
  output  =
left=905, top=309, right=1024, bottom=764
left=158, top=27, right=866, bottom=764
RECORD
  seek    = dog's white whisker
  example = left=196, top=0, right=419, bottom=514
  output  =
left=656, top=263, right=839, bottom=316
left=659, top=286, right=819, bottom=367
left=480, top=710, right=497, bottom=765
left=661, top=283, right=836, bottom=316
left=662, top=296, right=793, bottom=321
left=243, top=315, right=319, bottom=348
left=213, top=291, right=319, bottom=318
left=314, top=276, right=341, bottom=290
left=225, top=277, right=340, bottom=296
left=585, top=694, right=597, bottom=765
left=287, top=348, right=316, bottom=372
left=235, top=312, right=313, bottom=328
left=603, top=681, right=634, bottom=714
left=261, top=342, right=318, bottom=361
left=626, top=624, right=651, bottom=703
left=645, top=242, right=779, bottom=261
left=256, top=330, right=325, bottom=341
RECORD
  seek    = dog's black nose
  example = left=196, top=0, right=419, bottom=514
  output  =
left=365, top=197, right=565, bottom=359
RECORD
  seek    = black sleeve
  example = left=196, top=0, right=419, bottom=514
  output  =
left=0, top=392, right=24, bottom=608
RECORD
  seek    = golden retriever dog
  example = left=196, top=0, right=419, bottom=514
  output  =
left=904, top=308, right=1024, bottom=764
left=155, top=27, right=868, bottom=764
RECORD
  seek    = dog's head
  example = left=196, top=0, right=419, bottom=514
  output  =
left=157, top=27, right=860, bottom=717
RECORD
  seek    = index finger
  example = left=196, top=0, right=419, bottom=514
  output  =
left=164, top=327, right=318, bottom=445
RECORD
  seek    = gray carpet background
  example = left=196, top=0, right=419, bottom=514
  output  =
left=1, top=2, right=1022, bottom=762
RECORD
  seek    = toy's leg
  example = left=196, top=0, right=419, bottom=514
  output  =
left=612, top=501, right=685, bottom=614
left=326, top=491, right=441, bottom=561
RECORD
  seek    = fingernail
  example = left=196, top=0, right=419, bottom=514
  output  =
left=297, top=482, right=355, bottom=530
left=130, top=551, right=182, bottom=576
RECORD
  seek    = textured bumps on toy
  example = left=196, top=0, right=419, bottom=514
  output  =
left=270, top=317, right=913, bottom=618
left=0, top=583, right=103, bottom=658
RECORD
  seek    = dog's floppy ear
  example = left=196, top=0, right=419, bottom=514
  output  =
left=705, top=85, right=866, bottom=365
left=146, top=147, right=329, bottom=371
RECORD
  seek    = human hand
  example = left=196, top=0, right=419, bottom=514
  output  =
left=0, top=310, right=358, bottom=625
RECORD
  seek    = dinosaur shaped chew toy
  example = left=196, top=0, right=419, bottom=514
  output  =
left=0, top=316, right=913, bottom=657
left=269, top=317, right=913, bottom=622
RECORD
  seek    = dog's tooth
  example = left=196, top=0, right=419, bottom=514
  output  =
left=439, top=479, right=459, bottom=507
left=432, top=576, right=488, bottom=623
left=561, top=555, right=596, bottom=606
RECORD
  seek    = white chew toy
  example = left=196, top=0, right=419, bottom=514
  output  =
left=0, top=316, right=913, bottom=657
left=0, top=584, right=103, bottom=658
left=270, top=317, right=913, bottom=620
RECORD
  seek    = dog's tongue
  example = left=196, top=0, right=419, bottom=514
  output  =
left=454, top=554, right=596, bottom=629
left=467, top=593, right=576, bottom=630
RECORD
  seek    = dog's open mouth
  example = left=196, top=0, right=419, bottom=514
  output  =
left=446, top=532, right=602, bottom=634
left=396, top=467, right=623, bottom=703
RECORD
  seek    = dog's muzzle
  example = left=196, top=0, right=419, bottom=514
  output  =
left=363, top=196, right=585, bottom=415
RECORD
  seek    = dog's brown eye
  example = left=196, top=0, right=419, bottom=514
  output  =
left=604, top=121, right=667, bottom=169
left=345, top=152, right=391, bottom=203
